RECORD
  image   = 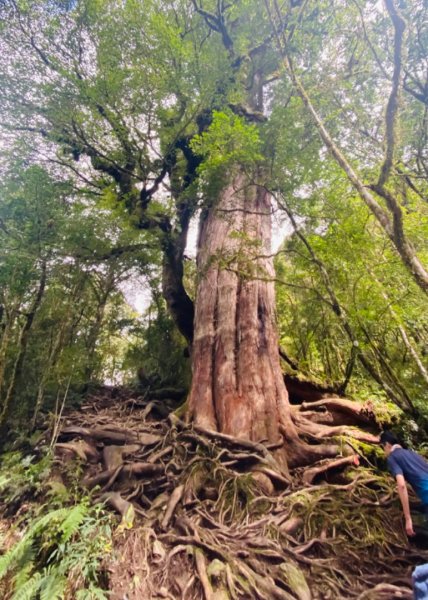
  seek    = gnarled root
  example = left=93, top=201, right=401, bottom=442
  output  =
left=52, top=386, right=422, bottom=599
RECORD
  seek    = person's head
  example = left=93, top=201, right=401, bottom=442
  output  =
left=379, top=430, right=400, bottom=455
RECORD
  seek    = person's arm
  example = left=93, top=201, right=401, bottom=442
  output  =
left=396, top=474, right=415, bottom=536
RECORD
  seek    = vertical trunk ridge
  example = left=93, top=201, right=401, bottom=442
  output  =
left=188, top=171, right=298, bottom=464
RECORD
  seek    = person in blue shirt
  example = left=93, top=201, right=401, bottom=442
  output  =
left=380, top=430, right=428, bottom=536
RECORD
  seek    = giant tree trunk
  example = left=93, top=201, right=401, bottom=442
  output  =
left=187, top=171, right=306, bottom=466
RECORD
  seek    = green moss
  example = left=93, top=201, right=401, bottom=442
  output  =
left=173, top=399, right=188, bottom=420
left=280, top=562, right=311, bottom=600
left=347, top=438, right=385, bottom=463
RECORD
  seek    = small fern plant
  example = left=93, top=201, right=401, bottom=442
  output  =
left=0, top=501, right=113, bottom=600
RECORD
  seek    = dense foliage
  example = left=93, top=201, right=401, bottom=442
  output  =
left=0, top=0, right=427, bottom=431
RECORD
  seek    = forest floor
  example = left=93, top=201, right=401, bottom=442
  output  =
left=3, top=386, right=428, bottom=599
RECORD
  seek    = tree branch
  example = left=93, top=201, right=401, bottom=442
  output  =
left=191, top=0, right=234, bottom=56
left=378, top=0, right=406, bottom=188
left=263, top=0, right=428, bottom=294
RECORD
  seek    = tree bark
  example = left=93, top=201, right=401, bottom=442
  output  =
left=187, top=171, right=306, bottom=466
left=162, top=232, right=194, bottom=346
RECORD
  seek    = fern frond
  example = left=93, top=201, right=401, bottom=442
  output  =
left=11, top=572, right=42, bottom=600
left=0, top=475, right=11, bottom=490
left=28, top=508, right=70, bottom=538
left=60, top=504, right=88, bottom=543
left=0, top=507, right=70, bottom=578
left=39, top=569, right=67, bottom=600
left=0, top=537, right=33, bottom=579
left=12, top=560, right=35, bottom=590
left=0, top=502, right=109, bottom=600
left=76, top=586, right=109, bottom=600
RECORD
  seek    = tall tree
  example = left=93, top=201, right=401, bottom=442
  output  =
left=1, top=0, right=427, bottom=466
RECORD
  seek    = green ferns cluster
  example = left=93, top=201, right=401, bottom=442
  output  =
left=0, top=502, right=112, bottom=600
left=0, top=453, right=113, bottom=600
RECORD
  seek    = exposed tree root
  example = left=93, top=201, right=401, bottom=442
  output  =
left=300, top=455, right=358, bottom=485
left=299, top=397, right=376, bottom=427
left=293, top=416, right=379, bottom=444
left=101, top=491, right=134, bottom=519
left=50, top=386, right=427, bottom=599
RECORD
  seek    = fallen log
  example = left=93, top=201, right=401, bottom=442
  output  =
left=161, top=485, right=184, bottom=530
left=60, top=425, right=139, bottom=444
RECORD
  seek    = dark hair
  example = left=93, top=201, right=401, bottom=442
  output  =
left=379, top=430, right=399, bottom=446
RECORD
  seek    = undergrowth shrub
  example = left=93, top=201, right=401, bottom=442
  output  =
left=0, top=452, right=113, bottom=599
left=0, top=452, right=52, bottom=512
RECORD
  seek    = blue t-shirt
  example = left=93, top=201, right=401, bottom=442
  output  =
left=387, top=447, right=428, bottom=505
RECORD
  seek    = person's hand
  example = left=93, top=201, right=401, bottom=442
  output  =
left=405, top=517, right=415, bottom=536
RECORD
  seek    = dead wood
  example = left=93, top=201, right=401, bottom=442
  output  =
left=60, top=425, right=139, bottom=444
left=122, top=444, right=142, bottom=456
left=284, top=374, right=339, bottom=403
left=356, top=582, right=412, bottom=599
left=148, top=446, right=173, bottom=464
left=103, top=446, right=125, bottom=470
left=293, top=414, right=379, bottom=444
left=55, top=440, right=99, bottom=462
left=149, top=387, right=186, bottom=401
left=99, top=465, right=123, bottom=493
left=60, top=425, right=163, bottom=446
left=136, top=432, right=163, bottom=446
left=103, top=444, right=142, bottom=470
left=194, top=548, right=214, bottom=600
left=251, top=471, right=275, bottom=495
left=83, top=467, right=121, bottom=489
left=278, top=516, right=303, bottom=535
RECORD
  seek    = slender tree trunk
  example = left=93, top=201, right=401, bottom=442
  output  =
left=277, top=195, right=415, bottom=409
left=187, top=171, right=305, bottom=466
left=359, top=324, right=416, bottom=413
left=162, top=232, right=194, bottom=346
left=84, top=280, right=113, bottom=382
left=369, top=270, right=428, bottom=387
left=278, top=38, right=428, bottom=294
left=397, top=324, right=428, bottom=386
left=0, top=312, right=16, bottom=400
left=0, top=259, right=47, bottom=433
left=31, top=320, right=69, bottom=428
